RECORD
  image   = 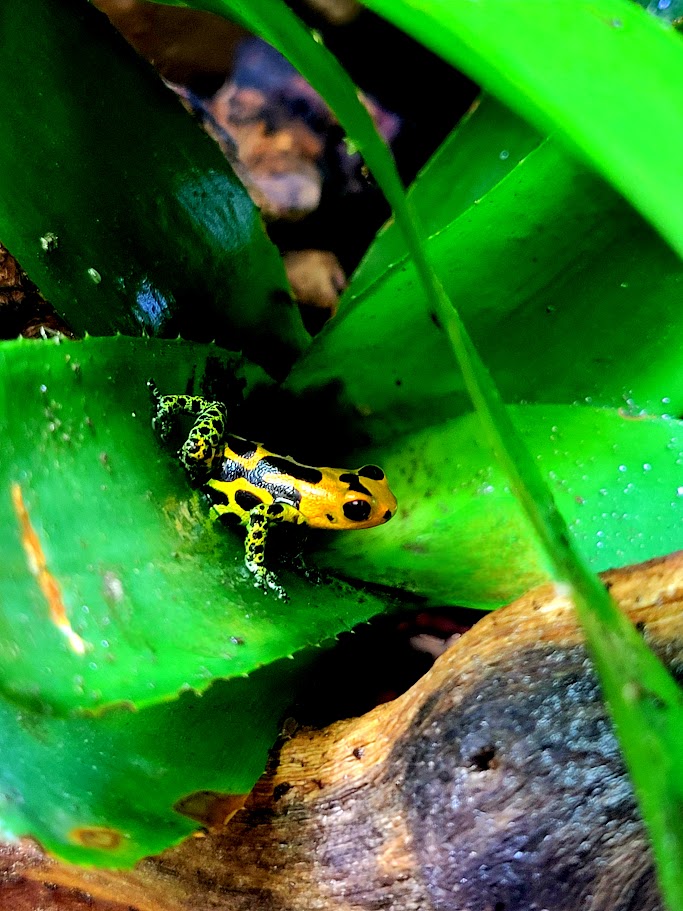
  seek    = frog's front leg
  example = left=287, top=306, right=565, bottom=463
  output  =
left=212, top=500, right=300, bottom=600
left=149, top=382, right=228, bottom=479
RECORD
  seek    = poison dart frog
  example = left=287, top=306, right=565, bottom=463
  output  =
left=149, top=384, right=397, bottom=599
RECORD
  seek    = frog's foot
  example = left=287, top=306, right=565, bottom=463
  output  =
left=242, top=502, right=299, bottom=600
left=247, top=560, right=289, bottom=601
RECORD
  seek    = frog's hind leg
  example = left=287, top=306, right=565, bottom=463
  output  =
left=148, top=381, right=228, bottom=477
left=244, top=502, right=300, bottom=600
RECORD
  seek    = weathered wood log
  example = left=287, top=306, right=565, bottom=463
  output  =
left=4, top=552, right=683, bottom=910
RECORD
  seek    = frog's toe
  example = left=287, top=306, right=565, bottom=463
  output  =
left=254, top=573, right=289, bottom=601
left=248, top=563, right=289, bottom=601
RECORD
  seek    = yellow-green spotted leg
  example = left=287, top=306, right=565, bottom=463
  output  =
left=244, top=502, right=300, bottom=599
left=149, top=382, right=227, bottom=478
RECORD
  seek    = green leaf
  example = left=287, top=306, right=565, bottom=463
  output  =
left=0, top=651, right=317, bottom=866
left=361, top=0, right=683, bottom=259
left=0, top=336, right=392, bottom=716
left=290, top=137, right=683, bottom=435
left=351, top=94, right=542, bottom=296
left=0, top=0, right=308, bottom=377
left=317, top=405, right=683, bottom=608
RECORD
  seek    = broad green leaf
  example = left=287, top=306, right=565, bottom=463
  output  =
left=361, top=0, right=683, bottom=259
left=317, top=405, right=683, bottom=608
left=0, top=336, right=392, bottom=716
left=0, top=651, right=317, bottom=866
left=1, top=0, right=308, bottom=377
left=352, top=94, right=542, bottom=296
left=289, top=138, right=683, bottom=436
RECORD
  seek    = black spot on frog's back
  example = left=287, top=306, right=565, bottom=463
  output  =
left=225, top=434, right=258, bottom=458
left=207, top=485, right=230, bottom=507
left=358, top=465, right=385, bottom=481
left=235, top=489, right=264, bottom=512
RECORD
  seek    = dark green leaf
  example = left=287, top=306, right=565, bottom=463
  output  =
left=0, top=0, right=308, bottom=376
left=0, top=336, right=392, bottom=716
left=0, top=651, right=317, bottom=866
left=362, top=0, right=683, bottom=258
left=290, top=138, right=683, bottom=436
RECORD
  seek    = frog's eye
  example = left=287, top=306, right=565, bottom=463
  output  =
left=358, top=465, right=385, bottom=481
left=343, top=499, right=372, bottom=522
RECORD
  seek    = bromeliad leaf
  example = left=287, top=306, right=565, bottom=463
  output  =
left=0, top=654, right=316, bottom=866
left=361, top=0, right=683, bottom=258
left=316, top=405, right=683, bottom=608
left=289, top=136, right=683, bottom=436
left=351, top=94, right=543, bottom=296
left=0, top=336, right=392, bottom=716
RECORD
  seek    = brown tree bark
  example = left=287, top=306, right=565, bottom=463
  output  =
left=3, top=551, right=682, bottom=911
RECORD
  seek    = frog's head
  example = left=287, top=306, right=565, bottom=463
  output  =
left=321, top=464, right=397, bottom=530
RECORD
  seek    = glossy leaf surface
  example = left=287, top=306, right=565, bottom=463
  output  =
left=0, top=0, right=307, bottom=376
left=289, top=137, right=683, bottom=437
left=362, top=0, right=683, bottom=259
left=0, top=655, right=313, bottom=866
left=318, top=405, right=683, bottom=607
left=0, top=337, right=391, bottom=717
left=351, top=94, right=542, bottom=297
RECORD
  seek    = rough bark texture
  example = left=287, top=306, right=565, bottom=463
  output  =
left=4, top=552, right=683, bottom=910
